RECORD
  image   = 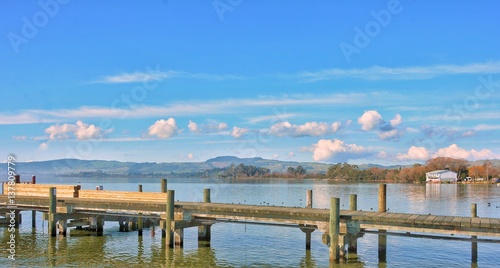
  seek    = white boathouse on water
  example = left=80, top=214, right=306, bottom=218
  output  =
left=425, top=170, right=458, bottom=183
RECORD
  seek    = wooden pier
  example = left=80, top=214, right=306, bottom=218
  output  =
left=1, top=179, right=500, bottom=263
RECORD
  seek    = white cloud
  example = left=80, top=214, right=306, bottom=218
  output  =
left=288, top=152, right=295, bottom=157
left=39, top=142, right=49, bottom=150
left=45, top=121, right=105, bottom=140
left=187, top=153, right=194, bottom=160
left=432, top=144, right=499, bottom=160
left=378, top=151, right=388, bottom=159
left=378, top=129, right=402, bottom=141
left=294, top=61, right=500, bottom=81
left=397, top=146, right=430, bottom=161
left=396, top=144, right=499, bottom=162
left=312, top=139, right=369, bottom=162
left=358, top=110, right=383, bottom=131
left=473, top=124, right=500, bottom=131
left=358, top=111, right=404, bottom=140
left=12, top=136, right=27, bottom=140
left=269, top=121, right=341, bottom=137
left=462, top=130, right=476, bottom=137
left=147, top=118, right=179, bottom=139
left=247, top=113, right=296, bottom=124
left=188, top=120, right=199, bottom=132
left=389, top=114, right=402, bottom=128
left=93, top=70, right=245, bottom=84
left=331, top=122, right=341, bottom=132
left=0, top=93, right=373, bottom=125
left=201, top=121, right=228, bottom=133
left=231, top=126, right=248, bottom=138
left=272, top=154, right=279, bottom=159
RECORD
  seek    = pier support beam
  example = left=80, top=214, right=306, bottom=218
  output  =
left=138, top=184, right=143, bottom=236
left=48, top=187, right=57, bottom=237
left=378, top=184, right=387, bottom=263
left=174, top=228, right=184, bottom=247
left=161, top=179, right=167, bottom=193
left=329, top=197, right=340, bottom=262
left=96, top=216, right=104, bottom=236
left=348, top=194, right=358, bottom=254
left=58, top=220, right=67, bottom=236
left=198, top=188, right=212, bottom=246
left=305, top=190, right=313, bottom=250
left=32, top=210, right=36, bottom=228
left=165, top=190, right=175, bottom=248
left=471, top=203, right=478, bottom=263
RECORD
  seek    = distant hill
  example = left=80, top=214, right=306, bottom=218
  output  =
left=1, top=156, right=332, bottom=178
left=2, top=156, right=498, bottom=179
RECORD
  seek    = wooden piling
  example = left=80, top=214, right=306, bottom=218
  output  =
left=138, top=184, right=143, bottom=236
left=198, top=188, right=211, bottom=245
left=32, top=210, right=36, bottom=228
left=378, top=184, right=387, bottom=262
left=306, top=189, right=313, bottom=208
left=348, top=194, right=358, bottom=254
left=31, top=175, right=36, bottom=184
left=378, top=184, right=387, bottom=212
left=350, top=194, right=357, bottom=211
left=329, top=197, right=340, bottom=262
left=165, top=190, right=175, bottom=248
left=175, top=228, right=184, bottom=247
left=58, top=220, right=67, bottom=236
left=161, top=179, right=167, bottom=193
left=471, top=203, right=477, bottom=218
left=305, top=190, right=313, bottom=250
left=95, top=216, right=103, bottom=236
left=14, top=175, right=20, bottom=184
left=471, top=203, right=478, bottom=263
left=48, top=187, right=57, bottom=237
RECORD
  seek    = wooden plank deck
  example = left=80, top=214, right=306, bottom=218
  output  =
left=1, top=193, right=500, bottom=237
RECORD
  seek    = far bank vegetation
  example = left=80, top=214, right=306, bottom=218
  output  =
left=207, top=157, right=499, bottom=183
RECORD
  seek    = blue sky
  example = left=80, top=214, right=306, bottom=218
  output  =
left=1, top=0, right=500, bottom=165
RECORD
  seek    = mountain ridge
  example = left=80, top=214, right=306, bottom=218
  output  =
left=3, top=156, right=498, bottom=179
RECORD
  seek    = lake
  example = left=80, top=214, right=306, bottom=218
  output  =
left=2, top=177, right=500, bottom=267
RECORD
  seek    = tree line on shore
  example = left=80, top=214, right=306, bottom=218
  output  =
left=205, top=157, right=499, bottom=183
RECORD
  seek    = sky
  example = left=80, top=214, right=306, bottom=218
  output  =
left=1, top=0, right=500, bottom=165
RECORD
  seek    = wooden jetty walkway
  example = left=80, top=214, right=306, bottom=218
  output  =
left=1, top=177, right=500, bottom=262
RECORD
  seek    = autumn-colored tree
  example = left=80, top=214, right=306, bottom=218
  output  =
left=468, top=166, right=485, bottom=180
left=482, top=161, right=493, bottom=180
left=426, top=157, right=468, bottom=171
left=368, top=167, right=385, bottom=181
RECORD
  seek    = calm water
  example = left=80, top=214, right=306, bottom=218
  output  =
left=2, top=177, right=500, bottom=267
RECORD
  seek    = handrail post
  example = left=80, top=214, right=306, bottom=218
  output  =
left=49, top=187, right=57, bottom=237
left=378, top=184, right=387, bottom=262
left=198, top=188, right=212, bottom=246
left=329, top=197, right=340, bottom=262
left=165, top=190, right=175, bottom=248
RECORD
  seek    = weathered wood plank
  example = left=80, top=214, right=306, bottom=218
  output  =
left=433, top=216, right=445, bottom=224
left=406, top=214, right=421, bottom=224
left=415, top=215, right=429, bottom=224
left=471, top=217, right=482, bottom=228
left=423, top=215, right=437, bottom=225
left=460, top=217, right=471, bottom=227
left=489, top=218, right=500, bottom=229
left=480, top=218, right=491, bottom=228
left=79, top=190, right=167, bottom=202
left=452, top=217, right=463, bottom=226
